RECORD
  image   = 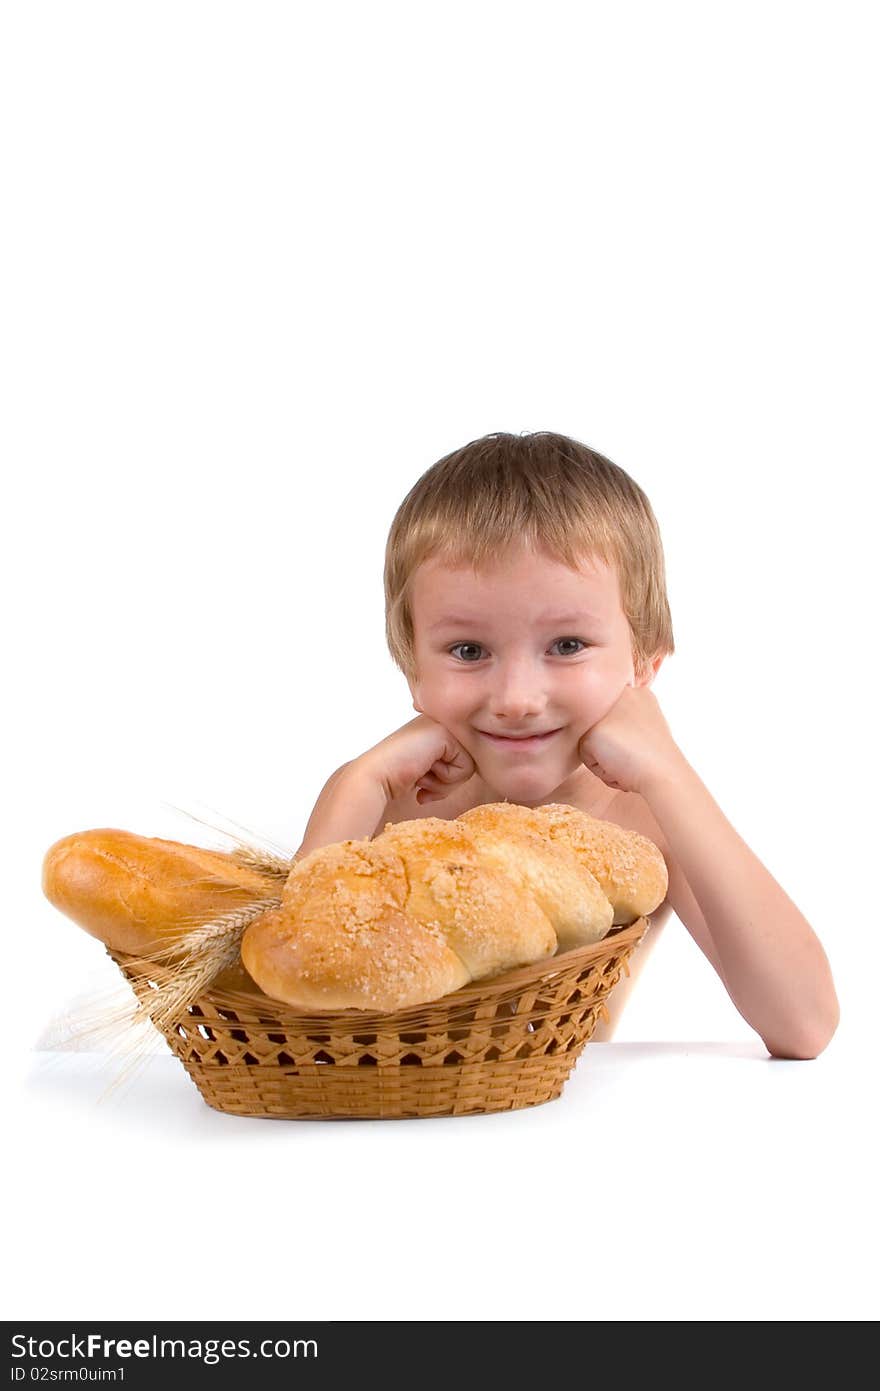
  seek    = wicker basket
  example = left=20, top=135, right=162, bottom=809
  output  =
left=109, top=917, right=648, bottom=1120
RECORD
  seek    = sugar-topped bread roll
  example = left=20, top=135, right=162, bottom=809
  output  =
left=241, top=802, right=668, bottom=1011
left=529, top=802, right=669, bottom=925
left=241, top=822, right=558, bottom=1013
left=452, top=802, right=613, bottom=950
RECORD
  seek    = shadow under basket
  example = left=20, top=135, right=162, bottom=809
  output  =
left=109, top=917, right=649, bottom=1120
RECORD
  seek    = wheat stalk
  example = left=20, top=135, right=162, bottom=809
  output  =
left=50, top=895, right=283, bottom=1102
left=224, top=843, right=295, bottom=879
left=125, top=896, right=281, bottom=1035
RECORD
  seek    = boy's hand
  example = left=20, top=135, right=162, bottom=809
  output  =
left=578, top=685, right=683, bottom=796
left=359, top=715, right=478, bottom=807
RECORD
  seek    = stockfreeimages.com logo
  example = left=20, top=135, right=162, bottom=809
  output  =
left=10, top=1333, right=317, bottom=1368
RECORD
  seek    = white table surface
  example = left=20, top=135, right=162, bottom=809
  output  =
left=9, top=1028, right=876, bottom=1323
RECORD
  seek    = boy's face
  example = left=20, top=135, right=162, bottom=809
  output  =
left=407, top=543, right=663, bottom=806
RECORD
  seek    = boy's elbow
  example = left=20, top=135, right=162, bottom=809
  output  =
left=764, top=993, right=841, bottom=1061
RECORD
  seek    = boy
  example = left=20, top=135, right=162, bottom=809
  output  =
left=295, top=431, right=839, bottom=1059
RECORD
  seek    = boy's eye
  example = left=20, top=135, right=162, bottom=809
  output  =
left=448, top=643, right=484, bottom=662
left=448, top=638, right=588, bottom=662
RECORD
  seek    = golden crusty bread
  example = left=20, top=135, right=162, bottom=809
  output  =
left=240, top=802, right=668, bottom=1011
left=242, top=836, right=473, bottom=1013
left=42, top=804, right=668, bottom=1014
left=239, top=822, right=569, bottom=1011
left=41, top=828, right=283, bottom=994
left=451, top=802, right=614, bottom=949
left=527, top=802, right=669, bottom=925
left=369, top=817, right=559, bottom=974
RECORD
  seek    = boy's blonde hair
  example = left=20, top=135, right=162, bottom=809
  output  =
left=384, top=430, right=675, bottom=684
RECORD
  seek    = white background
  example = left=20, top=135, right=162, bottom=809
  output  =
left=3, top=1, right=878, bottom=1325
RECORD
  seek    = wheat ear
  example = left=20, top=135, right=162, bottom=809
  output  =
left=159, top=800, right=297, bottom=881
left=124, top=896, right=282, bottom=1036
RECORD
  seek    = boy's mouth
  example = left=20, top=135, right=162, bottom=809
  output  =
left=478, top=728, right=561, bottom=750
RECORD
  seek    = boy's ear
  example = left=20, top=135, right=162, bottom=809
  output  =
left=647, top=653, right=665, bottom=685
left=636, top=652, right=666, bottom=687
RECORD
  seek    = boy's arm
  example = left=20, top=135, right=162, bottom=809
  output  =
left=294, top=759, right=388, bottom=860
left=579, top=684, right=840, bottom=1061
left=640, top=755, right=840, bottom=1060
left=293, top=715, right=476, bottom=858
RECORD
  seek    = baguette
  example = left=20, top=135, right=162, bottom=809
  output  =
left=41, top=827, right=286, bottom=990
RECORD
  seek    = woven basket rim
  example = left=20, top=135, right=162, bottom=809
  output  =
left=109, top=916, right=650, bottom=1027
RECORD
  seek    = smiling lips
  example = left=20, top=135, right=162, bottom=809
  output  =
left=479, top=729, right=561, bottom=749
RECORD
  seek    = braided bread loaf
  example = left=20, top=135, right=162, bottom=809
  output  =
left=240, top=801, right=668, bottom=1012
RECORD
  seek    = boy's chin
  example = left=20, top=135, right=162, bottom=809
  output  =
left=474, top=757, right=570, bottom=798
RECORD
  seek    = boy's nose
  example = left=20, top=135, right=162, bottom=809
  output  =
left=487, top=672, right=549, bottom=721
